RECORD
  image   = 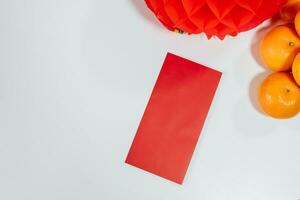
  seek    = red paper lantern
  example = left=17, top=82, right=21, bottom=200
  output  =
left=145, top=0, right=287, bottom=39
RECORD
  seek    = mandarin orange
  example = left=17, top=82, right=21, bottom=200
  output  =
left=259, top=72, right=300, bottom=119
left=260, top=25, right=300, bottom=71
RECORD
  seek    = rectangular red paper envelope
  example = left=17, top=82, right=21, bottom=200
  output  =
left=125, top=53, right=222, bottom=184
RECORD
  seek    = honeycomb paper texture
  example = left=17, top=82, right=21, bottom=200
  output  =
left=145, top=0, right=286, bottom=39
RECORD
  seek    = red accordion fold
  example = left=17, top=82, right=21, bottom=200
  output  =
left=126, top=53, right=222, bottom=184
left=145, top=0, right=287, bottom=39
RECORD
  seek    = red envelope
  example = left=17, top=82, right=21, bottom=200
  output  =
left=126, top=53, right=222, bottom=184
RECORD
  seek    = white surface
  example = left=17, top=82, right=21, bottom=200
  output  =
left=0, top=0, right=299, bottom=199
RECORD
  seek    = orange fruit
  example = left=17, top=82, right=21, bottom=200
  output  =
left=292, top=52, right=300, bottom=86
left=259, top=72, right=300, bottom=119
left=260, top=25, right=300, bottom=72
left=295, top=11, right=300, bottom=35
left=280, top=0, right=300, bottom=22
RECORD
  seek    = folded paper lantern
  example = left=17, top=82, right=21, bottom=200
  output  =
left=145, top=0, right=287, bottom=39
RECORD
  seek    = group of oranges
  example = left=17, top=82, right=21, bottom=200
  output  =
left=258, top=0, right=300, bottom=119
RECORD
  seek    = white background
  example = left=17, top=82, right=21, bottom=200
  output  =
left=0, top=1, right=299, bottom=200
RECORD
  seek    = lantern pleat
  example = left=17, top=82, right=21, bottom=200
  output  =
left=145, top=0, right=287, bottom=39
